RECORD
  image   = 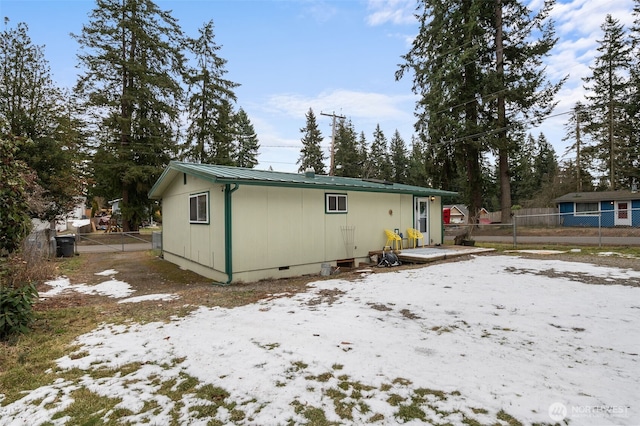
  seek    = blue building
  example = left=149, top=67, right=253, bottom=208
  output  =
left=554, top=191, right=640, bottom=227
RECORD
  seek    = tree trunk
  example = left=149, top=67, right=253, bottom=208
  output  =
left=495, top=0, right=511, bottom=224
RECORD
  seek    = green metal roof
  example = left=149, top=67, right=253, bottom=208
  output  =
left=149, top=161, right=458, bottom=199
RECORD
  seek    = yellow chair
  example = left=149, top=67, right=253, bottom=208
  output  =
left=406, top=228, right=424, bottom=248
left=384, top=229, right=403, bottom=250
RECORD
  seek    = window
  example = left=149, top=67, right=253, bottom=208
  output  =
left=326, top=193, right=347, bottom=213
left=189, top=192, right=209, bottom=223
left=575, top=202, right=598, bottom=216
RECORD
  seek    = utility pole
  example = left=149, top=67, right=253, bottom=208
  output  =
left=321, top=111, right=345, bottom=176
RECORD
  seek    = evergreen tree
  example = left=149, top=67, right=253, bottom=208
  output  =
left=73, top=0, right=185, bottom=231
left=532, top=133, right=558, bottom=191
left=562, top=102, right=592, bottom=191
left=183, top=20, right=239, bottom=165
left=333, top=118, right=360, bottom=177
left=509, top=133, right=537, bottom=206
left=397, top=0, right=492, bottom=219
left=367, top=124, right=390, bottom=180
left=234, top=108, right=259, bottom=168
left=357, top=131, right=368, bottom=176
left=389, top=129, right=409, bottom=183
left=407, top=136, right=429, bottom=187
left=297, top=108, right=326, bottom=174
left=209, top=99, right=236, bottom=166
left=583, top=14, right=632, bottom=190
left=0, top=131, right=33, bottom=254
left=626, top=1, right=640, bottom=189
left=0, top=19, right=82, bottom=221
left=398, top=0, right=563, bottom=223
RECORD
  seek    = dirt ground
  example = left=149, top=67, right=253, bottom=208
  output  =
left=35, top=247, right=640, bottom=314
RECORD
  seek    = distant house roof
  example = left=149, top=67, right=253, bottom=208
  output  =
left=443, top=205, right=468, bottom=216
left=149, top=162, right=458, bottom=199
left=554, top=191, right=640, bottom=204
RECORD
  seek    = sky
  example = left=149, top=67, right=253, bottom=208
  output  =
left=0, top=0, right=637, bottom=173
left=1, top=254, right=639, bottom=424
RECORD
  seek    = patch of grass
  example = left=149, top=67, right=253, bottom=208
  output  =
left=195, top=383, right=230, bottom=402
left=396, top=403, right=427, bottom=422
left=290, top=400, right=340, bottom=425
left=50, top=388, right=122, bottom=424
left=56, top=256, right=84, bottom=276
left=392, top=377, right=412, bottom=386
left=326, top=387, right=355, bottom=420
left=379, top=383, right=392, bottom=392
left=0, top=306, right=102, bottom=405
left=497, top=409, right=524, bottom=426
left=482, top=242, right=640, bottom=258
left=191, top=383, right=245, bottom=422
left=414, top=387, right=447, bottom=401
left=306, top=371, right=333, bottom=382
left=253, top=341, right=280, bottom=350
left=368, top=412, right=385, bottom=422
left=386, top=393, right=405, bottom=406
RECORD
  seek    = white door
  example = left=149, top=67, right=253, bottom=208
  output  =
left=615, top=201, right=632, bottom=226
left=415, top=198, right=429, bottom=244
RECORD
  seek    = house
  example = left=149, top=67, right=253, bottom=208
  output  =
left=443, top=205, right=467, bottom=224
left=148, top=162, right=456, bottom=284
left=554, top=191, right=640, bottom=227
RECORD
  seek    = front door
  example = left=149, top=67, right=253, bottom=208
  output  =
left=415, top=198, right=429, bottom=244
left=614, top=201, right=632, bottom=226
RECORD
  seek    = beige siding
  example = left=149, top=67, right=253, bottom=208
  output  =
left=232, top=188, right=415, bottom=273
left=161, top=176, right=444, bottom=283
left=160, top=174, right=225, bottom=275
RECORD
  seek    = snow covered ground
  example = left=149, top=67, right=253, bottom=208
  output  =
left=1, top=255, right=639, bottom=425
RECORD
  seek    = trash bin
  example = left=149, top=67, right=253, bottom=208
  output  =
left=55, top=235, right=76, bottom=257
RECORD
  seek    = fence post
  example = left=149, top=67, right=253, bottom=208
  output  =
left=598, top=211, right=602, bottom=248
left=512, top=217, right=517, bottom=249
left=121, top=232, right=125, bottom=252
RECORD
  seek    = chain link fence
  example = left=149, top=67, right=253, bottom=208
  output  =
left=445, top=207, right=640, bottom=248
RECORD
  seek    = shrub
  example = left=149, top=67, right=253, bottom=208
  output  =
left=0, top=281, right=39, bottom=339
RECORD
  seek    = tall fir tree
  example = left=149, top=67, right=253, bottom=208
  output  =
left=397, top=0, right=490, bottom=219
left=357, top=131, right=369, bottom=175
left=333, top=118, right=360, bottom=177
left=406, top=136, right=429, bottom=187
left=583, top=14, right=632, bottom=190
left=73, top=0, right=185, bottom=231
left=209, top=99, right=236, bottom=166
left=182, top=20, right=239, bottom=165
left=234, top=108, right=259, bottom=168
left=297, top=108, right=326, bottom=174
left=398, top=0, right=563, bottom=223
left=389, top=129, right=409, bottom=183
left=562, top=102, right=592, bottom=191
left=366, top=124, right=390, bottom=180
left=509, top=133, right=537, bottom=206
left=532, top=133, right=558, bottom=193
left=1, top=19, right=82, bottom=221
left=626, top=1, right=640, bottom=189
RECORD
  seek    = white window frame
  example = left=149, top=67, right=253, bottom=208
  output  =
left=189, top=192, right=209, bottom=224
left=574, top=202, right=598, bottom=216
left=325, top=193, right=348, bottom=213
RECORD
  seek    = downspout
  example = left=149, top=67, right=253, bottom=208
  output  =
left=214, top=183, right=239, bottom=286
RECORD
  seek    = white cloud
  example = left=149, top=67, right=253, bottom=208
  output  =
left=366, top=0, right=417, bottom=26
left=263, top=89, right=415, bottom=122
